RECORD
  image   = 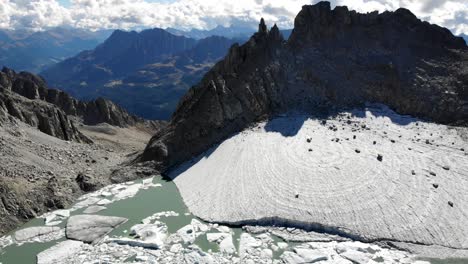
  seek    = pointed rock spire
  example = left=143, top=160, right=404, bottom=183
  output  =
left=258, top=18, right=268, bottom=34
left=269, top=23, right=283, bottom=41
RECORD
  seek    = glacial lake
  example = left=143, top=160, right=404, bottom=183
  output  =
left=0, top=176, right=284, bottom=263
left=0, top=175, right=466, bottom=264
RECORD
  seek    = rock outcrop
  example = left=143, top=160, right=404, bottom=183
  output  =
left=0, top=87, right=90, bottom=142
left=1, top=68, right=145, bottom=127
left=141, top=1, right=468, bottom=169
left=0, top=67, right=159, bottom=141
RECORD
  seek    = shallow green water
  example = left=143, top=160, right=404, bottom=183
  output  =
left=0, top=176, right=240, bottom=263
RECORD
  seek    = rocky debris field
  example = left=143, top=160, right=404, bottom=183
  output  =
left=169, top=104, right=468, bottom=256
left=0, top=176, right=431, bottom=264
left=0, top=116, right=155, bottom=236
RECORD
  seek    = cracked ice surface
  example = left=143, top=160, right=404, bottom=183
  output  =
left=170, top=105, right=468, bottom=249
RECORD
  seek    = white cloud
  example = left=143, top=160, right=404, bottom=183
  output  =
left=0, top=0, right=465, bottom=35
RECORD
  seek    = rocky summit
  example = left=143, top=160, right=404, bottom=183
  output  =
left=141, top=1, right=468, bottom=170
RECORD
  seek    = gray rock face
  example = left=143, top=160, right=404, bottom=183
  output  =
left=66, top=215, right=127, bottom=243
left=0, top=68, right=145, bottom=127
left=0, top=87, right=90, bottom=142
left=75, top=173, right=101, bottom=192
left=0, top=67, right=162, bottom=141
left=140, top=1, right=468, bottom=170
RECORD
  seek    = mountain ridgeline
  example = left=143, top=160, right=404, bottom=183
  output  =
left=140, top=1, right=468, bottom=170
left=0, top=67, right=157, bottom=142
left=41, top=29, right=241, bottom=120
left=0, top=28, right=111, bottom=73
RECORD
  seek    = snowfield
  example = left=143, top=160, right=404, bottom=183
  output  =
left=170, top=105, right=468, bottom=250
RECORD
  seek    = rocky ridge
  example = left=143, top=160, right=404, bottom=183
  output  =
left=141, top=1, right=468, bottom=170
left=0, top=67, right=159, bottom=142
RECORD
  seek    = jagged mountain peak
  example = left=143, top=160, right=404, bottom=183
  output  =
left=289, top=1, right=466, bottom=50
left=258, top=18, right=268, bottom=34
left=141, top=1, right=468, bottom=171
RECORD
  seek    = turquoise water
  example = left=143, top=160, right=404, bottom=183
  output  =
left=0, top=176, right=240, bottom=263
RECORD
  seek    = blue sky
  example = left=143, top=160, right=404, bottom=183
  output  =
left=1, top=0, right=466, bottom=35
left=57, top=0, right=71, bottom=7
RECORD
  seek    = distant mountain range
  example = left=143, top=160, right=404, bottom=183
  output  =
left=0, top=28, right=111, bottom=73
left=166, top=25, right=255, bottom=39
left=41, top=28, right=241, bottom=120
left=167, top=25, right=293, bottom=40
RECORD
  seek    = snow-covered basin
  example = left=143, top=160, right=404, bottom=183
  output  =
left=169, top=105, right=468, bottom=249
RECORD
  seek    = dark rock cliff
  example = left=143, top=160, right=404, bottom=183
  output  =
left=140, top=2, right=468, bottom=170
left=0, top=88, right=90, bottom=142
left=0, top=67, right=158, bottom=141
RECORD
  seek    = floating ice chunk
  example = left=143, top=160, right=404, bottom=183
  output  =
left=339, top=249, right=372, bottom=264
left=177, top=224, right=196, bottom=244
left=219, top=235, right=236, bottom=254
left=72, top=197, right=101, bottom=209
left=170, top=243, right=183, bottom=253
left=278, top=242, right=288, bottom=250
left=83, top=205, right=106, bottom=214
left=0, top=235, right=13, bottom=249
left=107, top=238, right=160, bottom=249
left=191, top=219, right=209, bottom=233
left=66, top=215, right=127, bottom=243
left=97, top=199, right=112, bottom=206
left=100, top=191, right=112, bottom=197
left=207, top=233, right=229, bottom=243
left=130, top=221, right=168, bottom=249
left=113, top=184, right=142, bottom=200
left=37, top=240, right=83, bottom=264
left=42, top=209, right=70, bottom=225
left=141, top=211, right=179, bottom=224
left=215, top=225, right=230, bottom=233
left=183, top=247, right=216, bottom=264
left=15, top=226, right=62, bottom=242
left=142, top=178, right=153, bottom=185
left=294, top=248, right=328, bottom=262
left=260, top=248, right=273, bottom=259
left=45, top=221, right=62, bottom=226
